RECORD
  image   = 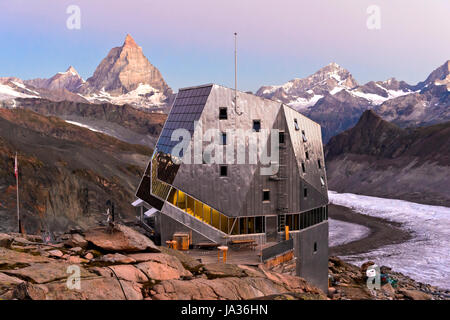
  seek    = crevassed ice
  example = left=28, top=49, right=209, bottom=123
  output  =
left=328, top=218, right=370, bottom=247
left=328, top=190, right=450, bottom=290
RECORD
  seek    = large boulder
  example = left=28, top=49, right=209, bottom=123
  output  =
left=258, top=265, right=325, bottom=295
left=0, top=272, right=24, bottom=290
left=151, top=277, right=290, bottom=300
left=399, top=289, right=432, bottom=300
left=0, top=234, right=14, bottom=249
left=13, top=277, right=143, bottom=300
left=159, top=247, right=203, bottom=273
left=65, top=233, right=88, bottom=249
left=135, top=253, right=192, bottom=281
left=84, top=224, right=160, bottom=253
left=202, top=263, right=247, bottom=279
left=96, top=253, right=137, bottom=265
left=4, top=262, right=92, bottom=284
left=106, top=265, right=149, bottom=283
left=0, top=248, right=53, bottom=268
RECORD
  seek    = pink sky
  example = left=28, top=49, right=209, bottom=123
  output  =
left=1, top=0, right=449, bottom=91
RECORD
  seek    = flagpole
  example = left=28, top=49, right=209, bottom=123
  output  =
left=15, top=152, right=20, bottom=233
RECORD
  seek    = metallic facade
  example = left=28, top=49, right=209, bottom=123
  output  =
left=135, top=84, right=329, bottom=243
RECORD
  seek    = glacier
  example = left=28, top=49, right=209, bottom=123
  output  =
left=328, top=190, right=450, bottom=290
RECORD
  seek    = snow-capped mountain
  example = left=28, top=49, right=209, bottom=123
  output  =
left=0, top=77, right=41, bottom=101
left=78, top=34, right=173, bottom=107
left=374, top=60, right=450, bottom=127
left=256, top=62, right=415, bottom=110
left=349, top=78, right=414, bottom=105
left=257, top=61, right=449, bottom=142
left=0, top=75, right=89, bottom=106
left=0, top=34, right=173, bottom=109
left=256, top=63, right=358, bottom=109
left=25, top=66, right=85, bottom=92
left=414, top=59, right=450, bottom=91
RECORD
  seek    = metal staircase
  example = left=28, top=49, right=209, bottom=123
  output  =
left=161, top=203, right=228, bottom=244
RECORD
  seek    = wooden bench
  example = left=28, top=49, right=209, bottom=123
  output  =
left=230, top=239, right=257, bottom=250
left=195, top=242, right=219, bottom=250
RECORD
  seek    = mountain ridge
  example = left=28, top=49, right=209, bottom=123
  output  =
left=0, top=35, right=173, bottom=109
left=257, top=60, right=449, bottom=142
left=325, top=110, right=450, bottom=206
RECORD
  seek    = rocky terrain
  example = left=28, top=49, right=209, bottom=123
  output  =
left=6, top=97, right=166, bottom=147
left=374, top=61, right=450, bottom=128
left=0, top=76, right=89, bottom=104
left=325, top=110, right=450, bottom=206
left=256, top=60, right=449, bottom=142
left=0, top=108, right=153, bottom=234
left=0, top=224, right=447, bottom=300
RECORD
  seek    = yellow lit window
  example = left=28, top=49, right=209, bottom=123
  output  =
left=203, top=204, right=211, bottom=224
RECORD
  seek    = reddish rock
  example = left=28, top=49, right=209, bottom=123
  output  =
left=399, top=289, right=432, bottom=300
left=0, top=247, right=53, bottom=267
left=84, top=253, right=94, bottom=260
left=70, top=247, right=83, bottom=254
left=67, top=256, right=88, bottom=264
left=97, top=253, right=136, bottom=264
left=84, top=224, right=160, bottom=253
left=65, top=233, right=88, bottom=249
left=151, top=277, right=293, bottom=300
left=0, top=233, right=14, bottom=248
left=4, top=262, right=92, bottom=284
left=108, top=265, right=149, bottom=283
left=48, top=249, right=64, bottom=258
left=15, top=277, right=143, bottom=300
left=203, top=263, right=247, bottom=279
left=134, top=253, right=192, bottom=281
left=0, top=272, right=25, bottom=288
left=382, top=283, right=396, bottom=296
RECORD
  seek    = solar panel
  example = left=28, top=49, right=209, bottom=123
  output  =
left=152, top=85, right=213, bottom=184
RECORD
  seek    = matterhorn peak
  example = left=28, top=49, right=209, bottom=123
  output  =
left=123, top=34, right=138, bottom=48
left=79, top=34, right=170, bottom=99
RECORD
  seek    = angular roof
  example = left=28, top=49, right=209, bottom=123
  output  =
left=136, top=84, right=328, bottom=216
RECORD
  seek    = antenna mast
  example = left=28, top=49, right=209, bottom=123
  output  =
left=234, top=32, right=242, bottom=115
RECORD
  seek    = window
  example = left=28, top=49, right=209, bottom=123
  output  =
left=255, top=217, right=263, bottom=233
left=240, top=218, right=248, bottom=234
left=212, top=209, right=220, bottom=229
left=220, top=165, right=228, bottom=176
left=294, top=119, right=299, bottom=131
left=262, top=190, right=270, bottom=202
left=320, top=176, right=325, bottom=187
left=219, top=108, right=227, bottom=120
left=314, top=242, right=318, bottom=253
left=302, top=130, right=307, bottom=142
left=304, top=187, right=308, bottom=198
left=220, top=132, right=227, bottom=145
left=247, top=217, right=255, bottom=234
left=318, top=159, right=322, bottom=169
left=305, top=151, right=309, bottom=160
left=253, top=120, right=261, bottom=132
left=301, top=162, right=306, bottom=173
left=279, top=131, right=285, bottom=144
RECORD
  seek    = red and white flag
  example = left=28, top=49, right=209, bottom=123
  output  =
left=14, top=154, right=18, bottom=178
